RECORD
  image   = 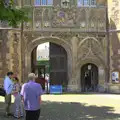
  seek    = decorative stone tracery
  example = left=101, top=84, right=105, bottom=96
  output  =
left=24, top=6, right=106, bottom=32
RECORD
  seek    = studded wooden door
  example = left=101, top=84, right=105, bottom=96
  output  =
left=49, top=43, right=68, bottom=88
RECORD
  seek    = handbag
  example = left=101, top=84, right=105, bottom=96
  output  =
left=0, top=88, right=6, bottom=97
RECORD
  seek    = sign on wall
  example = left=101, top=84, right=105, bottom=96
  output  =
left=112, top=72, right=119, bottom=83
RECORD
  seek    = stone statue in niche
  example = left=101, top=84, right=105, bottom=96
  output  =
left=61, top=0, right=70, bottom=8
left=14, top=33, right=18, bottom=43
left=35, top=21, right=41, bottom=28
left=43, top=9, right=51, bottom=27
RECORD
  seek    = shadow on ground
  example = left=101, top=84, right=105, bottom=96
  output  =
left=40, top=101, right=120, bottom=120
left=0, top=101, right=120, bottom=120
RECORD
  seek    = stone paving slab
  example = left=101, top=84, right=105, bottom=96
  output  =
left=0, top=94, right=120, bottom=120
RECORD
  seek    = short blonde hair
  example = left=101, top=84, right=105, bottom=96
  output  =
left=28, top=73, right=36, bottom=80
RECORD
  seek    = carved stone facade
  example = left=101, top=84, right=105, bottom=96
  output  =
left=108, top=0, right=120, bottom=93
left=24, top=7, right=106, bottom=32
left=0, top=0, right=120, bottom=93
left=21, top=31, right=106, bottom=91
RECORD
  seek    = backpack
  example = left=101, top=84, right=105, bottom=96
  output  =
left=0, top=88, right=6, bottom=97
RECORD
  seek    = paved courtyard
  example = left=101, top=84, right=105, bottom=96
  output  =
left=0, top=94, right=120, bottom=120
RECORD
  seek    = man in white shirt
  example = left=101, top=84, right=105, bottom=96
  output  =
left=4, top=72, right=14, bottom=116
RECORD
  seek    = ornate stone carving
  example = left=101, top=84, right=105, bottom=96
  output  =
left=61, top=0, right=70, bottom=8
left=24, top=8, right=33, bottom=30
left=110, top=0, right=120, bottom=29
left=51, top=32, right=75, bottom=41
left=52, top=8, right=76, bottom=27
left=78, top=37, right=105, bottom=63
left=43, top=8, right=52, bottom=28
left=26, top=6, right=106, bottom=30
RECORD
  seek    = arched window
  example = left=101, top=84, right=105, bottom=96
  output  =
left=35, top=0, right=53, bottom=6
left=78, top=0, right=96, bottom=6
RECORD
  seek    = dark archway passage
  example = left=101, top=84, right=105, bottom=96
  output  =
left=81, top=63, right=98, bottom=92
left=31, top=42, right=68, bottom=90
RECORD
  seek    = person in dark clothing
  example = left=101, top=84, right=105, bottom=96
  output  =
left=85, top=73, right=90, bottom=92
left=35, top=75, right=47, bottom=91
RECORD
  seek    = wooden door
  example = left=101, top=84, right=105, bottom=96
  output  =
left=49, top=43, right=68, bottom=88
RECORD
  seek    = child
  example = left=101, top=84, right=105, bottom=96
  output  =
left=13, top=77, right=23, bottom=118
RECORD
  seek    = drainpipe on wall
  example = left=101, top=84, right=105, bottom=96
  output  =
left=106, top=1, right=110, bottom=84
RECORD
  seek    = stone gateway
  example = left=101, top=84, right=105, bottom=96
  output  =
left=0, top=0, right=120, bottom=93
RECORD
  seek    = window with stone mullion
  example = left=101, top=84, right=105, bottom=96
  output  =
left=78, top=0, right=96, bottom=6
left=47, top=0, right=53, bottom=5
left=35, top=0, right=40, bottom=6
left=35, top=0, right=53, bottom=6
left=78, top=0, right=83, bottom=6
left=41, top=0, right=47, bottom=5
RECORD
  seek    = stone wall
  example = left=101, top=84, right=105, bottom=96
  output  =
left=8, top=30, right=22, bottom=83
left=108, top=0, right=120, bottom=93
left=0, top=29, right=21, bottom=84
left=0, top=29, right=10, bottom=84
left=108, top=0, right=120, bottom=75
left=22, top=31, right=107, bottom=91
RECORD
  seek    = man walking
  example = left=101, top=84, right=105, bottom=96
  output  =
left=21, top=73, right=43, bottom=120
left=4, top=72, right=14, bottom=116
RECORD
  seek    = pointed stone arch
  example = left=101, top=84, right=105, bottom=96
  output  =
left=77, top=37, right=106, bottom=90
left=23, top=36, right=72, bottom=88
left=78, top=37, right=105, bottom=67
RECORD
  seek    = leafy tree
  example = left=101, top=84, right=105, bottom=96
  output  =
left=0, top=0, right=28, bottom=27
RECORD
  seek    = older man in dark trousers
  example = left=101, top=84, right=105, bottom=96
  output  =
left=21, top=73, right=43, bottom=120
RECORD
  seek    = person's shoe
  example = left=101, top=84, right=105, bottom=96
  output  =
left=6, top=113, right=13, bottom=117
left=6, top=113, right=13, bottom=116
left=20, top=114, right=24, bottom=117
left=14, top=115, right=20, bottom=119
left=20, top=115, right=24, bottom=118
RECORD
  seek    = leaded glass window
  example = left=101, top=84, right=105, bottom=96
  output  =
left=35, top=0, right=53, bottom=6
left=78, top=0, right=96, bottom=6
left=78, top=0, right=83, bottom=6
left=35, top=0, right=40, bottom=6
left=41, top=0, right=47, bottom=5
left=84, top=0, right=89, bottom=6
left=47, top=0, right=53, bottom=5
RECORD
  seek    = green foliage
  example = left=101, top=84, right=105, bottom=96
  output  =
left=0, top=0, right=29, bottom=27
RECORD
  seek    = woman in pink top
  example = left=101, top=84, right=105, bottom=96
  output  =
left=13, top=77, right=23, bottom=118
